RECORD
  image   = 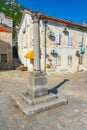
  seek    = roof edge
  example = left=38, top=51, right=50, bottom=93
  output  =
left=41, top=14, right=87, bottom=30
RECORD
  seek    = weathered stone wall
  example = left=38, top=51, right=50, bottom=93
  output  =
left=0, top=31, right=13, bottom=68
left=40, top=21, right=87, bottom=73
left=18, top=12, right=87, bottom=73
left=18, top=13, right=34, bottom=71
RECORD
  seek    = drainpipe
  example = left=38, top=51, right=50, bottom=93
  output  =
left=43, top=21, right=48, bottom=74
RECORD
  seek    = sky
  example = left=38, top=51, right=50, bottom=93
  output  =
left=18, top=0, right=87, bottom=24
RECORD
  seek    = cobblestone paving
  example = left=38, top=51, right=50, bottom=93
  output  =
left=0, top=70, right=87, bottom=130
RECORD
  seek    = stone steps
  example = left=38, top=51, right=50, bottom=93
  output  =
left=20, top=93, right=58, bottom=105
left=12, top=94, right=68, bottom=115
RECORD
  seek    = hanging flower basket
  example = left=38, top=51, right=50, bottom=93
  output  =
left=75, top=50, right=80, bottom=57
left=46, top=63, right=50, bottom=68
left=21, top=66, right=28, bottom=71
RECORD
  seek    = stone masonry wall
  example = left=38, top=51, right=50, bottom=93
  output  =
left=0, top=31, right=13, bottom=69
left=40, top=21, right=87, bottom=73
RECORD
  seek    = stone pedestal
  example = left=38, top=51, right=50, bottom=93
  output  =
left=12, top=92, right=68, bottom=115
left=28, top=73, right=48, bottom=98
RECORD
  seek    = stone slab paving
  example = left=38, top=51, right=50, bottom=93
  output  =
left=0, top=70, right=87, bottom=130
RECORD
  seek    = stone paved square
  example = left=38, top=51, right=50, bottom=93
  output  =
left=0, top=70, right=87, bottom=130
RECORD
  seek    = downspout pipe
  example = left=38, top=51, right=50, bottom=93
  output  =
left=44, top=20, right=48, bottom=74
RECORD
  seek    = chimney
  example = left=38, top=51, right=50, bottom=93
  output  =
left=83, top=21, right=86, bottom=27
left=29, top=9, right=33, bottom=12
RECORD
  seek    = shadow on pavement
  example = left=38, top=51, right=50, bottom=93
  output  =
left=48, top=79, right=69, bottom=94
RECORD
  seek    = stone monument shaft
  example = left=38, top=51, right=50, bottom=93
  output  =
left=32, top=12, right=41, bottom=72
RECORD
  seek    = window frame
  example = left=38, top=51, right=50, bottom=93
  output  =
left=1, top=54, right=7, bottom=63
left=54, top=55, right=61, bottom=66
left=68, top=34, right=73, bottom=45
left=55, top=33, right=61, bottom=45
left=68, top=56, right=72, bottom=65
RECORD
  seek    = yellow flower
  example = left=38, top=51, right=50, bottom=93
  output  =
left=46, top=63, right=50, bottom=68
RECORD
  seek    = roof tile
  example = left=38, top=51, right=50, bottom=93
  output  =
left=0, top=25, right=12, bottom=32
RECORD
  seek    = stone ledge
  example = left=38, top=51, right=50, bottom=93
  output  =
left=20, top=93, right=58, bottom=105
left=12, top=95, right=68, bottom=115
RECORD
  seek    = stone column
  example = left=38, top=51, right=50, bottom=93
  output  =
left=32, top=12, right=41, bottom=73
left=27, top=13, right=48, bottom=98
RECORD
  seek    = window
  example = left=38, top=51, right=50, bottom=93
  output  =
left=54, top=55, right=61, bottom=65
left=78, top=55, right=83, bottom=65
left=68, top=56, right=72, bottom=65
left=79, top=37, right=83, bottom=46
left=57, top=55, right=61, bottom=65
left=1, top=54, right=7, bottom=63
left=55, top=33, right=61, bottom=45
left=68, top=35, right=73, bottom=45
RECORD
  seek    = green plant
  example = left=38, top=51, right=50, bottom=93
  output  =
left=23, top=66, right=28, bottom=71
left=0, top=0, right=24, bottom=25
left=76, top=50, right=80, bottom=57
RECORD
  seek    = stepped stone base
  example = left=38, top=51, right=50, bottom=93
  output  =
left=12, top=93, right=68, bottom=115
left=27, top=73, right=48, bottom=98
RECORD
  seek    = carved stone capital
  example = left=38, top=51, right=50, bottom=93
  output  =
left=31, top=12, right=41, bottom=23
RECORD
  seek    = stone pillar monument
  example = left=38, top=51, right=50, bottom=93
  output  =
left=27, top=12, right=48, bottom=98
left=13, top=12, right=68, bottom=115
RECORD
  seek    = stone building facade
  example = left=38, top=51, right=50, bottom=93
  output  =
left=18, top=10, right=87, bottom=74
left=0, top=13, right=13, bottom=70
left=0, top=12, right=13, bottom=29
